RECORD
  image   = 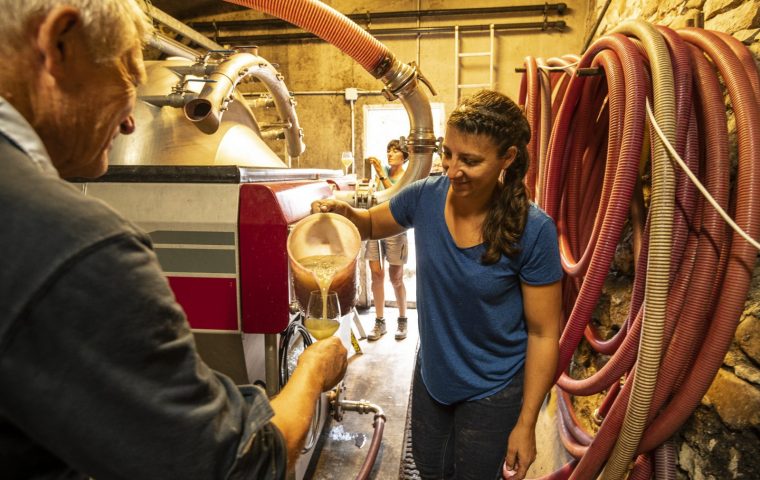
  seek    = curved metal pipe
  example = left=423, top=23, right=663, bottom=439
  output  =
left=372, top=59, right=436, bottom=205
left=183, top=52, right=306, bottom=162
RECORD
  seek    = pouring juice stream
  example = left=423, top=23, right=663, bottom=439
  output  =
left=298, top=254, right=352, bottom=339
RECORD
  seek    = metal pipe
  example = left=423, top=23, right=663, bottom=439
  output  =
left=184, top=52, right=305, bottom=162
left=371, top=59, right=436, bottom=205
left=260, top=129, right=285, bottom=140
left=140, top=92, right=198, bottom=108
left=246, top=96, right=276, bottom=109
left=264, top=333, right=279, bottom=397
left=216, top=21, right=567, bottom=44
left=142, top=3, right=224, bottom=51
left=148, top=33, right=201, bottom=60
left=350, top=99, right=356, bottom=172
left=581, top=0, right=612, bottom=54
left=245, top=90, right=383, bottom=96
left=328, top=391, right=387, bottom=480
left=191, top=4, right=568, bottom=30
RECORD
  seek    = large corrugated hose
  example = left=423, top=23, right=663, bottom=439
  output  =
left=223, top=0, right=391, bottom=76
left=522, top=21, right=760, bottom=480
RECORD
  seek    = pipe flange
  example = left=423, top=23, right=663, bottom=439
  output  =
left=380, top=59, right=417, bottom=101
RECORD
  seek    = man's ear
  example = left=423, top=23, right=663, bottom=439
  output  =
left=35, top=6, right=82, bottom=79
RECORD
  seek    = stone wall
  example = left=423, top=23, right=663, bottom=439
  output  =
left=584, top=1, right=760, bottom=478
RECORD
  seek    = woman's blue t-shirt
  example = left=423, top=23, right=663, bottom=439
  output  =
left=389, top=175, right=562, bottom=404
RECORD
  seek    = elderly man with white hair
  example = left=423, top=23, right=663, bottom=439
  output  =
left=0, top=1, right=347, bottom=478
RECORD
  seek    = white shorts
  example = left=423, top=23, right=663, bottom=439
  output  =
left=363, top=233, right=408, bottom=266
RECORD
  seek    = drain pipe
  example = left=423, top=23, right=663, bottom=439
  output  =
left=223, top=0, right=437, bottom=206
left=328, top=387, right=386, bottom=480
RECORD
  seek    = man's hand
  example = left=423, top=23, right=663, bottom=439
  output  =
left=297, top=336, right=347, bottom=391
left=502, top=421, right=537, bottom=479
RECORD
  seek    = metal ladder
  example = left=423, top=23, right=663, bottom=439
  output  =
left=454, top=24, right=496, bottom=104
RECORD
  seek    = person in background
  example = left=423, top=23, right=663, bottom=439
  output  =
left=430, top=151, right=444, bottom=175
left=0, top=1, right=346, bottom=479
left=364, top=139, right=409, bottom=340
left=313, top=90, right=561, bottom=480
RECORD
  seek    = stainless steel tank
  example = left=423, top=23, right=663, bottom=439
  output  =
left=109, top=58, right=287, bottom=168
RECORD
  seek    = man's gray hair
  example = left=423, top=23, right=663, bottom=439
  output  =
left=0, top=0, right=154, bottom=60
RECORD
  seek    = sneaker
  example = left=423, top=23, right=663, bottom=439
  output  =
left=395, top=317, right=408, bottom=340
left=367, top=318, right=387, bottom=341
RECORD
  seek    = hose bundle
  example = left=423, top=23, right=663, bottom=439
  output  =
left=521, top=21, right=760, bottom=479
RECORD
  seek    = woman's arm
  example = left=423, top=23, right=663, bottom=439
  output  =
left=369, top=156, right=392, bottom=189
left=311, top=199, right=406, bottom=241
left=504, top=280, right=561, bottom=479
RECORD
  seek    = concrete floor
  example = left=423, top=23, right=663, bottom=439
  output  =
left=303, top=304, right=574, bottom=479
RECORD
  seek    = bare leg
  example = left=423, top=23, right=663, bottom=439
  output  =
left=388, top=264, right=406, bottom=317
left=369, top=259, right=385, bottom=319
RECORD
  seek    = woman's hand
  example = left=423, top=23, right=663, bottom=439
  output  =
left=368, top=156, right=383, bottom=174
left=311, top=198, right=352, bottom=217
left=502, top=421, right=537, bottom=479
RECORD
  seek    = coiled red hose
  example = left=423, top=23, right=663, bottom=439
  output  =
left=543, top=33, right=647, bottom=380
left=639, top=27, right=760, bottom=452
left=522, top=56, right=541, bottom=199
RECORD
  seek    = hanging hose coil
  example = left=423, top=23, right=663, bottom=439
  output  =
left=523, top=20, right=760, bottom=480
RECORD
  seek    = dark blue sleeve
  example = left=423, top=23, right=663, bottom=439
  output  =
left=519, top=217, right=563, bottom=285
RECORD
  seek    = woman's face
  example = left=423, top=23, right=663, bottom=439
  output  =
left=441, top=127, right=515, bottom=199
left=387, top=145, right=406, bottom=167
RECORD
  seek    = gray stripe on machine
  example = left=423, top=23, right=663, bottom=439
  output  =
left=149, top=231, right=236, bottom=246
left=154, top=248, right=237, bottom=274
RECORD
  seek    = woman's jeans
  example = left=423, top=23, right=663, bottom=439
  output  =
left=411, top=360, right=524, bottom=480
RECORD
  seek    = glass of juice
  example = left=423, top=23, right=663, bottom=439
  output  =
left=340, top=151, right=354, bottom=175
left=304, top=290, right=341, bottom=340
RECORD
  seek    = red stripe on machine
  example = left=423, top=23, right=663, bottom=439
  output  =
left=168, top=276, right=239, bottom=331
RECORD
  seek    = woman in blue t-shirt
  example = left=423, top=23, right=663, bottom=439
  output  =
left=313, top=90, right=562, bottom=480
